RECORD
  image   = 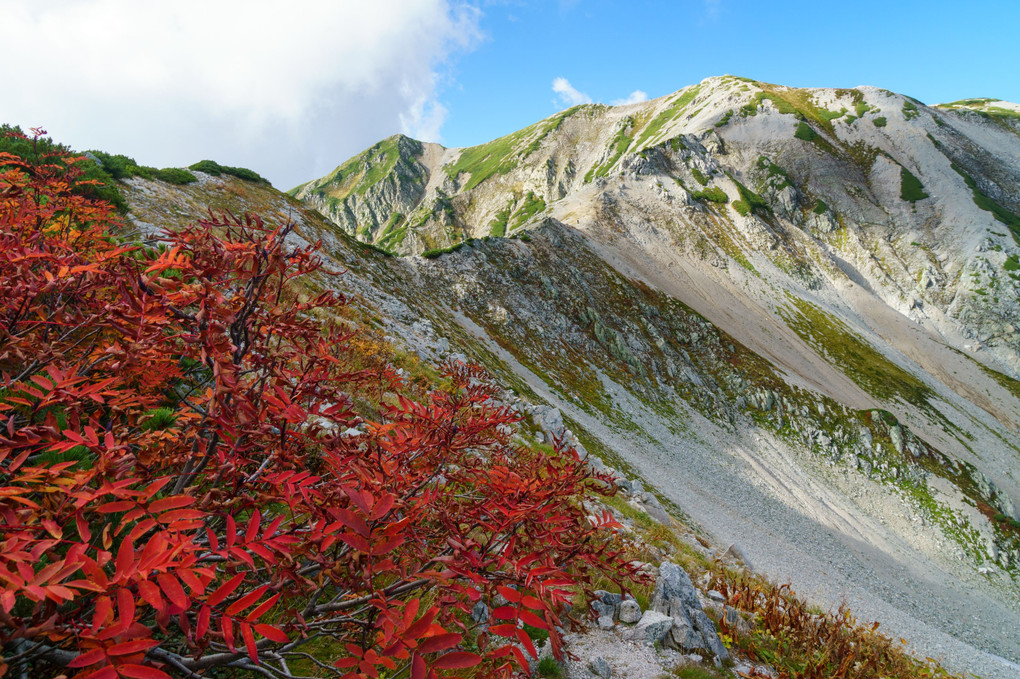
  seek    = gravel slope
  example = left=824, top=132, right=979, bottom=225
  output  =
left=450, top=311, right=1020, bottom=679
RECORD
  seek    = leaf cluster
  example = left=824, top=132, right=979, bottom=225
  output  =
left=0, top=138, right=635, bottom=678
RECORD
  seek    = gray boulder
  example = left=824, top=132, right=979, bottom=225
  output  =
left=652, top=562, right=702, bottom=613
left=670, top=616, right=709, bottom=653
left=690, top=609, right=730, bottom=663
left=633, top=610, right=673, bottom=645
left=588, top=657, right=612, bottom=679
left=618, top=599, right=642, bottom=623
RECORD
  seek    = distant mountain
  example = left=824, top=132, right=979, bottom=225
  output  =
left=122, top=76, right=1020, bottom=677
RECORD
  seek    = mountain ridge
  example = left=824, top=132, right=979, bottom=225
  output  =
left=110, top=75, right=1020, bottom=677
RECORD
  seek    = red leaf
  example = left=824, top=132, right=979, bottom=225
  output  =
left=148, top=495, right=194, bottom=513
left=222, top=616, right=235, bottom=652
left=137, top=581, right=165, bottom=614
left=196, top=605, right=211, bottom=639
left=254, top=623, right=289, bottom=643
left=156, top=573, right=188, bottom=611
left=431, top=652, right=481, bottom=669
left=245, top=509, right=261, bottom=544
left=241, top=622, right=258, bottom=664
left=518, top=609, right=547, bottom=630
left=107, top=639, right=160, bottom=656
left=417, top=632, right=461, bottom=654
left=226, top=584, right=268, bottom=616
left=114, top=537, right=135, bottom=582
left=245, top=592, right=281, bottom=622
left=496, top=586, right=521, bottom=603
left=118, top=664, right=173, bottom=679
left=117, top=588, right=136, bottom=632
left=488, top=624, right=519, bottom=638
left=92, top=595, right=112, bottom=634
left=97, top=500, right=134, bottom=514
left=207, top=572, right=244, bottom=606
left=411, top=654, right=426, bottom=679
left=67, top=647, right=107, bottom=668
left=516, top=627, right=537, bottom=658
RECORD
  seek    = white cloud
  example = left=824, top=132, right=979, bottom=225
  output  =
left=0, top=1, right=481, bottom=189
left=552, top=77, right=593, bottom=107
left=611, top=90, right=649, bottom=106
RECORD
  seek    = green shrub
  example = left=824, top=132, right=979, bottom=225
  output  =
left=794, top=122, right=818, bottom=141
left=88, top=150, right=145, bottom=180
left=732, top=200, right=750, bottom=216
left=900, top=168, right=928, bottom=202
left=715, top=109, right=734, bottom=127
left=902, top=100, right=920, bottom=121
left=729, top=174, right=770, bottom=215
left=692, top=187, right=728, bottom=204
left=151, top=167, right=197, bottom=185
left=142, top=407, right=178, bottom=431
left=189, top=159, right=267, bottom=183
left=489, top=207, right=510, bottom=238
left=0, top=126, right=128, bottom=211
left=691, top=167, right=710, bottom=186
left=421, top=241, right=467, bottom=259
left=813, top=199, right=829, bottom=215
left=1005, top=255, right=1020, bottom=271
left=536, top=655, right=562, bottom=678
left=950, top=162, right=1020, bottom=244
left=510, top=191, right=546, bottom=230
left=189, top=159, right=223, bottom=176
left=873, top=116, right=888, bottom=128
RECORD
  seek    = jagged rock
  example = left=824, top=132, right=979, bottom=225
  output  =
left=670, top=616, right=709, bottom=653
left=645, top=503, right=673, bottom=525
left=707, top=590, right=725, bottom=603
left=597, top=614, right=615, bottom=630
left=652, top=562, right=701, bottom=613
left=618, top=599, right=642, bottom=623
left=890, top=425, right=905, bottom=454
left=632, top=610, right=674, bottom=645
left=588, top=657, right=612, bottom=679
left=471, top=601, right=489, bottom=624
left=595, top=590, right=623, bottom=606
left=591, top=600, right=616, bottom=621
left=724, top=606, right=751, bottom=636
left=690, top=609, right=730, bottom=663
left=725, top=543, right=753, bottom=570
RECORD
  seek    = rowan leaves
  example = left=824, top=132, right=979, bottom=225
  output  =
left=0, top=132, right=632, bottom=677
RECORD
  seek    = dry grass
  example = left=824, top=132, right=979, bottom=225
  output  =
left=707, top=566, right=969, bottom=679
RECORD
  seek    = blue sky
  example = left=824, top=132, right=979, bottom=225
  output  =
left=440, top=0, right=1020, bottom=149
left=1, top=0, right=1017, bottom=188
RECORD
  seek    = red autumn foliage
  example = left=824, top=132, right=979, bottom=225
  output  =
left=0, top=132, right=635, bottom=678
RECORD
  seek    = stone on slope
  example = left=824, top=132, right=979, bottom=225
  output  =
left=651, top=561, right=702, bottom=613
left=690, top=609, right=730, bottom=663
left=619, top=599, right=642, bottom=624
left=631, top=610, right=673, bottom=645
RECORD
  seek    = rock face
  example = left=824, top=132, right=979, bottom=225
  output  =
left=648, top=562, right=730, bottom=662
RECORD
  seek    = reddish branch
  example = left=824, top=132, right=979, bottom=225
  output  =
left=0, top=134, right=636, bottom=679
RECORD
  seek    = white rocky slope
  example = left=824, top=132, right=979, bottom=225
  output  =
left=127, top=76, right=1020, bottom=677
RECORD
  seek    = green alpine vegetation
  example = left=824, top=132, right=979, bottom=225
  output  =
left=586, top=117, right=635, bottom=181
left=900, top=167, right=929, bottom=202
left=633, top=85, right=702, bottom=148
left=692, top=186, right=728, bottom=204
left=951, top=162, right=1020, bottom=243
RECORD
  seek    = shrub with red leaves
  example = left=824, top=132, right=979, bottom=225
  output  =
left=0, top=131, right=635, bottom=678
